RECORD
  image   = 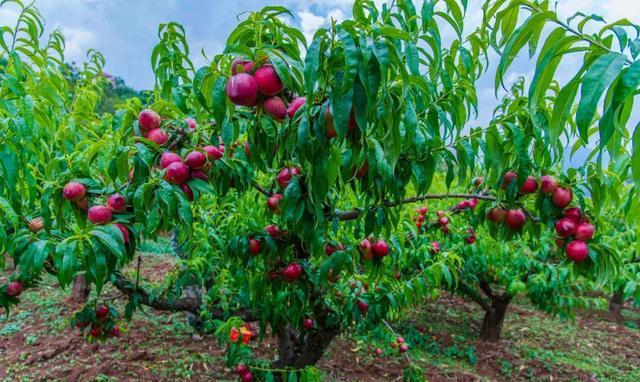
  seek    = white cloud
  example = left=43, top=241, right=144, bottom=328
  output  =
left=299, top=10, right=326, bottom=33
left=298, top=10, right=326, bottom=42
left=327, top=8, right=346, bottom=23
left=0, top=5, right=19, bottom=27
left=599, top=0, right=640, bottom=23
left=58, top=27, right=95, bottom=63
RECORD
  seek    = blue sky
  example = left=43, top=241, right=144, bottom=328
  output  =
left=1, top=0, right=638, bottom=128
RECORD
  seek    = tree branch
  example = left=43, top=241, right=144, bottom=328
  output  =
left=334, top=193, right=496, bottom=221
left=254, top=182, right=273, bottom=197
left=111, top=273, right=256, bottom=321
left=479, top=280, right=497, bottom=301
left=459, top=282, right=493, bottom=312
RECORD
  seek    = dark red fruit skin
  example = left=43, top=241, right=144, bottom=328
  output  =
left=184, top=151, right=207, bottom=170
left=235, top=364, right=249, bottom=376
left=63, top=182, right=86, bottom=201
left=372, top=240, right=389, bottom=258
left=88, top=206, right=113, bottom=225
left=96, top=305, right=109, bottom=320
left=357, top=299, right=369, bottom=315
left=76, top=197, right=89, bottom=210
left=89, top=326, right=102, bottom=338
left=203, top=145, right=223, bottom=161
left=249, top=238, right=261, bottom=255
left=487, top=208, right=507, bottom=223
left=180, top=184, right=194, bottom=201
left=241, top=372, right=254, bottom=382
left=190, top=170, right=209, bottom=181
left=303, top=318, right=314, bottom=330
left=282, top=262, right=302, bottom=282
left=566, top=240, right=589, bottom=262
left=226, top=73, right=258, bottom=106
left=7, top=281, right=23, bottom=297
left=115, top=223, right=130, bottom=245
left=505, top=209, right=526, bottom=230
left=540, top=175, right=558, bottom=194
left=323, top=106, right=357, bottom=136
left=267, top=193, right=283, bottom=213
left=230, top=57, right=254, bottom=75
left=148, top=128, right=169, bottom=145
left=552, top=187, right=573, bottom=209
left=575, top=222, right=595, bottom=241
left=276, top=168, right=293, bottom=188
left=287, top=97, right=306, bottom=119
left=164, top=162, right=190, bottom=185
left=356, top=162, right=369, bottom=178
left=28, top=217, right=44, bottom=232
left=244, top=142, right=251, bottom=158
left=520, top=176, right=538, bottom=194
left=263, top=96, right=287, bottom=121
left=265, top=225, right=282, bottom=237
left=359, top=238, right=374, bottom=260
left=185, top=117, right=197, bottom=130
left=555, top=218, right=576, bottom=238
left=160, top=152, right=182, bottom=169
left=107, top=194, right=127, bottom=213
left=110, top=326, right=120, bottom=337
left=325, top=243, right=344, bottom=256
left=501, top=171, right=517, bottom=189
left=138, top=109, right=161, bottom=131
left=563, top=207, right=582, bottom=224
left=325, top=108, right=337, bottom=138
left=253, top=65, right=283, bottom=96
left=399, top=344, right=409, bottom=353
left=473, top=177, right=484, bottom=187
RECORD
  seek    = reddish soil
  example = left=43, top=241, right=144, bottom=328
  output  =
left=2, top=253, right=639, bottom=381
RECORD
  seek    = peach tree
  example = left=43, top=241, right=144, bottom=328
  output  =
left=0, top=0, right=634, bottom=380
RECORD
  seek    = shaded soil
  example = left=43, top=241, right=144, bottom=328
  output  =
left=2, top=253, right=640, bottom=381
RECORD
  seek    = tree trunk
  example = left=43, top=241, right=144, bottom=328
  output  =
left=480, top=296, right=511, bottom=342
left=273, top=324, right=340, bottom=370
left=70, top=275, right=91, bottom=303
left=609, top=291, right=624, bottom=324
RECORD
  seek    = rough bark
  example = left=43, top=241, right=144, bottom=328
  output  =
left=70, top=275, right=91, bottom=303
left=272, top=288, right=340, bottom=372
left=273, top=324, right=340, bottom=370
left=479, top=296, right=511, bottom=342
left=111, top=273, right=255, bottom=320
left=609, top=291, right=624, bottom=324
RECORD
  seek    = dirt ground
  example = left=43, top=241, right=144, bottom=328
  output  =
left=1, top=253, right=639, bottom=382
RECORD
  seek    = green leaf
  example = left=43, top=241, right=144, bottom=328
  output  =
left=212, top=76, right=227, bottom=127
left=633, top=122, right=640, bottom=189
left=550, top=72, right=582, bottom=144
left=91, top=226, right=125, bottom=259
left=576, top=52, right=626, bottom=142
left=496, top=11, right=554, bottom=93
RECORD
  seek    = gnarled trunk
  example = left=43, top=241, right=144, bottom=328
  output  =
left=70, top=275, right=91, bottom=303
left=479, top=296, right=511, bottom=342
left=273, top=324, right=340, bottom=370
left=272, top=290, right=340, bottom=373
left=609, top=291, right=624, bottom=324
